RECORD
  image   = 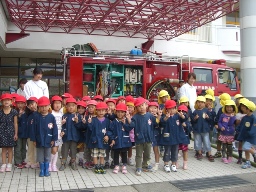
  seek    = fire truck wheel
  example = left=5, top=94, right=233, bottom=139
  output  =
left=146, top=80, right=175, bottom=102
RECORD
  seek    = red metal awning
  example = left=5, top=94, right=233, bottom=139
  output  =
left=3, top=0, right=239, bottom=40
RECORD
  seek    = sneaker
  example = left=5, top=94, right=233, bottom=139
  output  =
left=21, top=162, right=27, bottom=166
left=113, top=165, right=119, bottom=174
left=104, top=161, right=110, bottom=169
left=241, top=161, right=251, bottom=169
left=171, top=165, right=177, bottom=172
left=214, top=151, right=222, bottom=158
left=25, top=163, right=31, bottom=168
left=71, top=161, right=78, bottom=170
left=122, top=165, right=127, bottom=174
left=208, top=155, right=215, bottom=162
left=135, top=168, right=142, bottom=176
left=5, top=164, right=12, bottom=172
left=153, top=163, right=159, bottom=171
left=232, top=146, right=238, bottom=152
left=0, top=164, right=6, bottom=173
left=78, top=158, right=83, bottom=166
left=94, top=165, right=100, bottom=174
left=128, top=158, right=134, bottom=166
left=142, top=165, right=153, bottom=172
left=222, top=158, right=228, bottom=164
left=164, top=165, right=170, bottom=173
left=110, top=161, right=115, bottom=169
left=237, top=158, right=243, bottom=164
left=52, top=165, right=58, bottom=172
left=227, top=157, right=233, bottom=163
left=99, top=165, right=106, bottom=174
left=194, top=151, right=199, bottom=158
left=15, top=164, right=25, bottom=169
left=197, top=154, right=203, bottom=161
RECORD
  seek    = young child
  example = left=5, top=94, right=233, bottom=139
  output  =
left=109, top=103, right=133, bottom=174
left=126, top=95, right=135, bottom=166
left=60, top=97, right=81, bottom=171
left=218, top=100, right=237, bottom=163
left=179, top=96, right=192, bottom=140
left=82, top=96, right=91, bottom=103
left=177, top=104, right=191, bottom=170
left=30, top=96, right=58, bottom=177
left=49, top=95, right=63, bottom=171
left=148, top=102, right=161, bottom=171
left=159, top=100, right=187, bottom=172
left=0, top=93, right=18, bottom=172
left=87, top=102, right=111, bottom=174
left=93, top=95, right=104, bottom=103
left=26, top=97, right=39, bottom=168
left=14, top=95, right=28, bottom=169
left=128, top=97, right=159, bottom=176
left=116, top=96, right=126, bottom=104
left=237, top=100, right=256, bottom=169
left=61, top=93, right=73, bottom=114
left=191, top=96, right=214, bottom=162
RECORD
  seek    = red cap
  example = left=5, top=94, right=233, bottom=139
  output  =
left=135, top=97, right=145, bottom=107
left=38, top=96, right=50, bottom=107
left=11, top=93, right=19, bottom=98
left=62, top=93, right=73, bottom=98
left=178, top=105, right=188, bottom=113
left=66, top=97, right=77, bottom=104
left=77, top=101, right=87, bottom=108
left=117, top=96, right=126, bottom=102
left=106, top=99, right=116, bottom=105
left=116, top=103, right=127, bottom=112
left=1, top=93, right=13, bottom=100
left=96, top=102, right=108, bottom=110
left=126, top=95, right=134, bottom=106
left=51, top=95, right=62, bottom=102
left=93, top=95, right=103, bottom=101
left=87, top=100, right=97, bottom=106
left=148, top=102, right=159, bottom=107
left=165, top=100, right=176, bottom=109
left=28, top=97, right=38, bottom=103
left=82, top=96, right=91, bottom=101
left=145, top=99, right=150, bottom=105
left=15, top=95, right=26, bottom=103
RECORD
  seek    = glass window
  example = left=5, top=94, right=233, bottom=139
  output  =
left=0, top=58, right=18, bottom=66
left=48, top=79, right=64, bottom=96
left=193, top=68, right=212, bottom=83
left=20, top=58, right=37, bottom=68
left=218, top=70, right=237, bottom=90
left=37, top=58, right=56, bottom=67
left=0, top=67, right=18, bottom=76
left=0, top=78, right=18, bottom=89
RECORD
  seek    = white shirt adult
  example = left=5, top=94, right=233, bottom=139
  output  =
left=17, top=88, right=26, bottom=97
left=179, top=73, right=197, bottom=112
left=24, top=68, right=49, bottom=99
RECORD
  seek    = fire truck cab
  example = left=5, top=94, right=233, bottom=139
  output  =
left=62, top=47, right=240, bottom=101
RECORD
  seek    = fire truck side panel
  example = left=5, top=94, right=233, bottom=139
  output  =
left=69, top=57, right=83, bottom=98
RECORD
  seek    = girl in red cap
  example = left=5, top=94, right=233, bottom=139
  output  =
left=0, top=93, right=18, bottom=172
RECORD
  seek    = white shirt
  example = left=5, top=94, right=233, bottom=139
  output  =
left=17, top=88, right=26, bottom=97
left=179, top=83, right=197, bottom=112
left=52, top=110, right=63, bottom=139
left=24, top=80, right=49, bottom=99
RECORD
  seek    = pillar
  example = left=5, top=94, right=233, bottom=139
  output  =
left=240, top=0, right=256, bottom=103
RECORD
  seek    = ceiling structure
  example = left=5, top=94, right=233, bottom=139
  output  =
left=3, top=0, right=239, bottom=40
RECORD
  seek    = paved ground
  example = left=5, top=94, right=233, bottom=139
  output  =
left=0, top=141, right=255, bottom=192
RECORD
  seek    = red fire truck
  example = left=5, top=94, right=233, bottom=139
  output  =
left=61, top=46, right=240, bottom=101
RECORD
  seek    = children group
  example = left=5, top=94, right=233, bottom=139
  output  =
left=0, top=89, right=256, bottom=177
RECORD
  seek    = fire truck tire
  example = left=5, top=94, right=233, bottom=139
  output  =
left=146, top=80, right=175, bottom=101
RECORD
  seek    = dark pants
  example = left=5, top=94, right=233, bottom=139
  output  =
left=14, top=138, right=27, bottom=164
left=163, top=145, right=178, bottom=162
left=113, top=148, right=128, bottom=166
left=61, top=141, right=77, bottom=159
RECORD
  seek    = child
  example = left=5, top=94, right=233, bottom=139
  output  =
left=26, top=97, right=39, bottom=168
left=87, top=102, right=111, bottom=174
left=116, top=96, right=126, bottom=104
left=76, top=101, right=87, bottom=166
left=128, top=97, right=159, bottom=176
left=83, top=100, right=97, bottom=169
left=218, top=100, right=237, bottom=163
left=177, top=104, right=191, bottom=170
left=82, top=96, right=91, bottom=104
left=237, top=100, right=256, bottom=169
left=109, top=103, right=133, bottom=174
left=30, top=96, right=58, bottom=177
left=93, top=95, right=104, bottom=103
left=0, top=93, right=18, bottom=172
left=60, top=97, right=81, bottom=171
left=14, top=95, right=28, bottom=169
left=148, top=102, right=161, bottom=171
left=49, top=95, right=63, bottom=171
left=179, top=96, right=192, bottom=140
left=159, top=100, right=187, bottom=172
left=191, top=96, right=214, bottom=162
left=126, top=95, right=135, bottom=166
left=61, top=93, right=73, bottom=114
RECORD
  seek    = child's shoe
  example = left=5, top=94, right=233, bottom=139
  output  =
left=214, top=151, right=222, bottom=158
left=183, top=161, right=188, bottom=170
left=194, top=151, right=199, bottom=158
left=222, top=158, right=228, bottom=164
left=59, top=161, right=66, bottom=171
left=94, top=165, right=100, bottom=174
left=208, top=155, right=215, bottom=162
left=113, top=165, right=119, bottom=174
left=5, top=164, right=12, bottom=172
left=99, top=164, right=106, bottom=174
left=241, top=161, right=251, bottom=169
left=135, top=168, right=142, bottom=176
left=110, top=161, right=115, bottom=169
left=227, top=157, right=233, bottom=163
left=31, top=163, right=38, bottom=169
left=78, top=158, right=83, bottom=166
left=44, top=162, right=50, bottom=177
left=153, top=163, right=159, bottom=172
left=22, top=161, right=27, bottom=166
left=39, top=163, right=45, bottom=177
left=104, top=161, right=110, bottom=169
left=122, top=165, right=127, bottom=174
left=164, top=165, right=170, bottom=173
left=171, top=165, right=177, bottom=172
left=71, top=161, right=78, bottom=170
left=142, top=165, right=153, bottom=172
left=25, top=162, right=31, bottom=168
left=15, top=164, right=25, bottom=169
left=0, top=164, right=6, bottom=173
left=48, top=163, right=52, bottom=172
left=128, top=158, right=134, bottom=166
left=237, top=158, right=243, bottom=164
left=197, top=154, right=203, bottom=161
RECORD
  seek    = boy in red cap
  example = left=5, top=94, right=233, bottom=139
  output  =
left=30, top=96, right=58, bottom=177
left=127, top=97, right=160, bottom=176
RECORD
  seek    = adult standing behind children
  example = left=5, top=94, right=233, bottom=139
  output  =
left=17, top=78, right=27, bottom=97
left=24, top=67, right=49, bottom=99
left=179, top=73, right=197, bottom=112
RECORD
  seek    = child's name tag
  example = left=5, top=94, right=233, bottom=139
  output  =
left=163, top=133, right=170, bottom=137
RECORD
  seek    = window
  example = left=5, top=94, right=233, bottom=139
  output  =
left=193, top=68, right=212, bottom=83
left=226, top=11, right=239, bottom=25
left=218, top=70, right=237, bottom=90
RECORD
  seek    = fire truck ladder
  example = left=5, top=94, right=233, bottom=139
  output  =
left=179, top=55, right=191, bottom=80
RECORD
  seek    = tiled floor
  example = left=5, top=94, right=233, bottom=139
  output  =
left=0, top=143, right=255, bottom=192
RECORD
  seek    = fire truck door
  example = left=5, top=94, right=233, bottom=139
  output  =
left=217, top=69, right=238, bottom=95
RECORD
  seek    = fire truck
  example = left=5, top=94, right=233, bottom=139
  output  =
left=61, top=46, right=240, bottom=101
